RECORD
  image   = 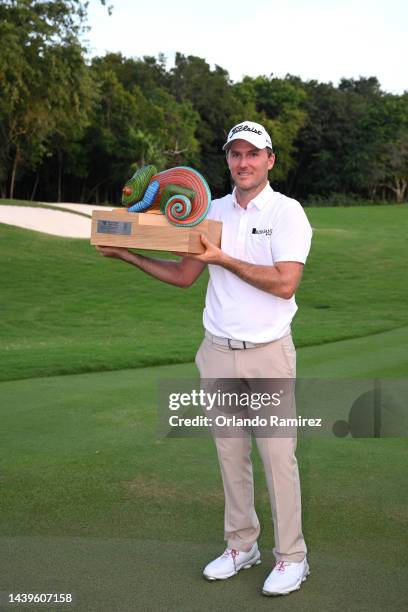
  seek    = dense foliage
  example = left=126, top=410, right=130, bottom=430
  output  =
left=1, top=0, right=407, bottom=204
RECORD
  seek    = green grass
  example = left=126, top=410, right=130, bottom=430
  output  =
left=1, top=205, right=408, bottom=381
left=299, top=325, right=408, bottom=377
left=0, top=359, right=406, bottom=610
left=1, top=204, right=407, bottom=610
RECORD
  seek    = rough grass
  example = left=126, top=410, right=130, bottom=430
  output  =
left=1, top=205, right=408, bottom=381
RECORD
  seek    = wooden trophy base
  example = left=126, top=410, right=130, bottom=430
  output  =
left=90, top=210, right=222, bottom=254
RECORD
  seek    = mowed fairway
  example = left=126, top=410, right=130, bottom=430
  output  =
left=1, top=353, right=407, bottom=611
left=1, top=204, right=407, bottom=610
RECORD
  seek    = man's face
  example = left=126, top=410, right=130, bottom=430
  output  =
left=226, top=139, right=275, bottom=193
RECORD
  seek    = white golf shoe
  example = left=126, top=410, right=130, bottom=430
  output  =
left=262, top=558, right=310, bottom=596
left=203, top=543, right=261, bottom=581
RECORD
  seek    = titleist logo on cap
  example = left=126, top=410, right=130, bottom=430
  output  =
left=230, top=124, right=262, bottom=137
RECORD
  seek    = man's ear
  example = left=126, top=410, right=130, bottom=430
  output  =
left=268, top=153, right=276, bottom=171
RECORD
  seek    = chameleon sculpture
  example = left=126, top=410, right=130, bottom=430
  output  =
left=121, top=165, right=211, bottom=227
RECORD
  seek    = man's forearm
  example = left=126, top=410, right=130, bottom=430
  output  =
left=219, top=253, right=296, bottom=299
left=119, top=250, right=188, bottom=287
left=191, top=235, right=303, bottom=299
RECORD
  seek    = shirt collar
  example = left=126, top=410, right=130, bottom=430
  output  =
left=232, top=182, right=273, bottom=210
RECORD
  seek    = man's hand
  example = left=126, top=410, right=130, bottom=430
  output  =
left=95, top=245, right=129, bottom=259
left=185, top=234, right=227, bottom=265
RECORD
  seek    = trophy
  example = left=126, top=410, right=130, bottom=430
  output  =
left=91, top=165, right=222, bottom=253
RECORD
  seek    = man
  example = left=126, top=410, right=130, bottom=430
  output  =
left=96, top=120, right=312, bottom=596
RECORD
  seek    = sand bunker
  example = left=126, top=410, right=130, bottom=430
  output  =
left=47, top=203, right=115, bottom=215
left=0, top=204, right=116, bottom=239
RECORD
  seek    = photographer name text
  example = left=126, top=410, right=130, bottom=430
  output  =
left=168, top=415, right=322, bottom=428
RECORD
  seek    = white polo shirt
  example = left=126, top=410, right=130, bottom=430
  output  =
left=203, top=183, right=312, bottom=343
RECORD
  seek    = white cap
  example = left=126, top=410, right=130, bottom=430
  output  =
left=223, top=120, right=273, bottom=151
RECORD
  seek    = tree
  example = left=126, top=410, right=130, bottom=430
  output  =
left=0, top=0, right=106, bottom=198
left=79, top=55, right=200, bottom=204
left=35, top=42, right=97, bottom=201
left=234, top=76, right=307, bottom=191
left=91, top=52, right=169, bottom=97
left=169, top=54, right=250, bottom=196
left=378, top=94, right=408, bottom=202
left=1, top=6, right=406, bottom=206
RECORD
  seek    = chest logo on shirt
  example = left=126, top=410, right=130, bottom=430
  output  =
left=252, top=227, right=273, bottom=236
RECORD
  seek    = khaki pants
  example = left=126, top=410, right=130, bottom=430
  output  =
left=195, top=334, right=307, bottom=562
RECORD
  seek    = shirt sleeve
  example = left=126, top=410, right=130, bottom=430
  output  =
left=205, top=202, right=216, bottom=221
left=205, top=197, right=222, bottom=222
left=271, top=199, right=313, bottom=264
